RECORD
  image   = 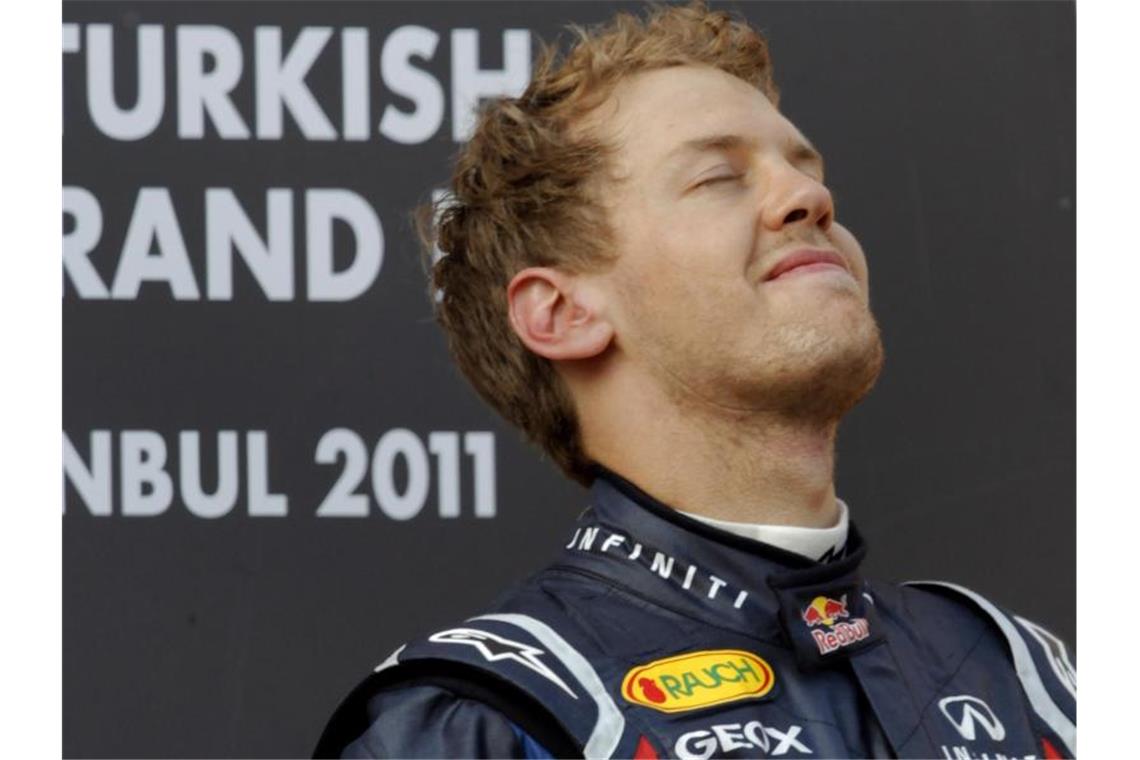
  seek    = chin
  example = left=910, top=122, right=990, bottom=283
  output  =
left=739, top=316, right=885, bottom=423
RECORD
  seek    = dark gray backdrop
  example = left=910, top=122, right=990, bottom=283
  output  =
left=62, top=2, right=1074, bottom=757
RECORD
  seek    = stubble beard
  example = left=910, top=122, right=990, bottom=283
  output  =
left=656, top=307, right=886, bottom=429
left=752, top=313, right=885, bottom=425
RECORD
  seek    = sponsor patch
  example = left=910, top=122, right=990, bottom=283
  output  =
left=673, top=720, right=811, bottom=760
left=935, top=694, right=1026, bottom=758
left=429, top=627, right=577, bottom=698
left=938, top=695, right=1006, bottom=742
left=801, top=594, right=871, bottom=655
left=621, top=649, right=775, bottom=713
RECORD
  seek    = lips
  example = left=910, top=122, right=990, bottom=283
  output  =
left=763, top=248, right=849, bottom=282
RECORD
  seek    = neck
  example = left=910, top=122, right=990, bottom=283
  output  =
left=574, top=363, right=840, bottom=529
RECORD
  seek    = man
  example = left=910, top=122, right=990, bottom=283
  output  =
left=316, top=4, right=1075, bottom=758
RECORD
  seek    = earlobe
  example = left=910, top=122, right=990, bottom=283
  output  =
left=507, top=267, right=614, bottom=361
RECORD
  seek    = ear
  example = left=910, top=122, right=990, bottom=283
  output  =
left=506, top=267, right=614, bottom=361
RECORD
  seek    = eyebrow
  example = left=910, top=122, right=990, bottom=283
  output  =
left=667, top=132, right=826, bottom=176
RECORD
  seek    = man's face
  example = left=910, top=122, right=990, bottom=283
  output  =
left=586, top=65, right=883, bottom=422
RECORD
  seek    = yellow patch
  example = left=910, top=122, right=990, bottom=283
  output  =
left=621, top=649, right=776, bottom=713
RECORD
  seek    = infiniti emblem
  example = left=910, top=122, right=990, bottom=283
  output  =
left=938, top=695, right=1006, bottom=742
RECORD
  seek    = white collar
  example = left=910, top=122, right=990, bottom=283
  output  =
left=677, top=499, right=850, bottom=561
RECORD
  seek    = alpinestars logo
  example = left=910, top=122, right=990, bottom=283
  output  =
left=938, top=695, right=1006, bottom=742
left=1016, top=615, right=1077, bottom=699
left=429, top=628, right=577, bottom=698
left=816, top=543, right=847, bottom=563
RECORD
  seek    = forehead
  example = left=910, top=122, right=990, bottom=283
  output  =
left=595, top=65, right=807, bottom=171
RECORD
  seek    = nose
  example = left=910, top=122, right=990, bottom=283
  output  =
left=760, top=163, right=834, bottom=233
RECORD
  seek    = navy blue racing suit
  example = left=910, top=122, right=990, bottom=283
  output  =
left=315, top=466, right=1076, bottom=759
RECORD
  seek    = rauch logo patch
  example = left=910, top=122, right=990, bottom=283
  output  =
left=621, top=649, right=775, bottom=713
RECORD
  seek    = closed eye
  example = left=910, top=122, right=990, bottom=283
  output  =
left=693, top=173, right=743, bottom=190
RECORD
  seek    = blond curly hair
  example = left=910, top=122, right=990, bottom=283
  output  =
left=420, top=2, right=780, bottom=486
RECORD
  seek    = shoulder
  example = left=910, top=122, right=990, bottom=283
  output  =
left=892, top=580, right=1075, bottom=671
left=313, top=652, right=579, bottom=759
left=895, top=580, right=1075, bottom=688
left=321, top=681, right=536, bottom=759
left=875, top=579, right=1076, bottom=749
left=315, top=569, right=618, bottom=759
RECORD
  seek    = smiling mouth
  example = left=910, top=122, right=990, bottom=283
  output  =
left=763, top=248, right=850, bottom=282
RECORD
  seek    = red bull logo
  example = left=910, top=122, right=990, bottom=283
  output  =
left=801, top=595, right=850, bottom=627
left=800, top=594, right=871, bottom=655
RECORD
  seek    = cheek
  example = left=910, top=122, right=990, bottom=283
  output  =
left=609, top=197, right=763, bottom=331
left=611, top=252, right=751, bottom=346
left=653, top=210, right=759, bottom=282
